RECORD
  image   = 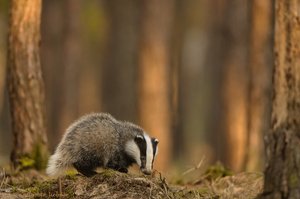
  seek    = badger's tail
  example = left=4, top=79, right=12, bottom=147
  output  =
left=46, top=151, right=71, bottom=176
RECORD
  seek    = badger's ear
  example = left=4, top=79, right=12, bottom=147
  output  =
left=152, top=138, right=159, bottom=145
left=134, top=134, right=144, bottom=143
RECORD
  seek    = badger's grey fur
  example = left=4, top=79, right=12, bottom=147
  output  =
left=46, top=113, right=159, bottom=177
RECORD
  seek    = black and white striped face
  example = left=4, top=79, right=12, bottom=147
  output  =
left=125, top=133, right=159, bottom=175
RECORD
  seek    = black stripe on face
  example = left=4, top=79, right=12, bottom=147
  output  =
left=134, top=135, right=146, bottom=168
left=151, top=138, right=159, bottom=167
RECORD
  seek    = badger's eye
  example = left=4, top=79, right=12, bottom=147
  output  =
left=135, top=135, right=144, bottom=143
left=141, top=156, right=146, bottom=161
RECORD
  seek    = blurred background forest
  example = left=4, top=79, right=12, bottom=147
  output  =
left=0, top=0, right=273, bottom=176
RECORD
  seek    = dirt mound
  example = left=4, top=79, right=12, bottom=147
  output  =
left=0, top=169, right=262, bottom=199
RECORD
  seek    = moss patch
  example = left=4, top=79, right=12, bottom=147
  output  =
left=19, top=157, right=35, bottom=170
left=203, top=162, right=233, bottom=181
left=14, top=143, right=49, bottom=171
left=32, top=143, right=49, bottom=170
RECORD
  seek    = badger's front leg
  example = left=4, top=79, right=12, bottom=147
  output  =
left=106, top=161, right=128, bottom=173
left=106, top=154, right=130, bottom=173
left=117, top=167, right=128, bottom=173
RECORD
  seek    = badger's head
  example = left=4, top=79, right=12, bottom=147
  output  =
left=125, top=133, right=159, bottom=175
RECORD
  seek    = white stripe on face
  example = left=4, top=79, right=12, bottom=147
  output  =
left=125, top=140, right=141, bottom=166
left=144, top=133, right=154, bottom=171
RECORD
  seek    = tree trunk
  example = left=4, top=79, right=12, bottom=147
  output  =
left=262, top=0, right=300, bottom=198
left=41, top=0, right=64, bottom=148
left=137, top=0, right=174, bottom=171
left=57, top=0, right=81, bottom=137
left=41, top=0, right=81, bottom=146
left=0, top=5, right=10, bottom=157
left=0, top=41, right=5, bottom=115
left=7, top=0, right=48, bottom=170
left=218, top=1, right=249, bottom=171
left=245, top=0, right=273, bottom=171
left=101, top=0, right=138, bottom=122
left=170, top=0, right=184, bottom=162
left=204, top=0, right=229, bottom=166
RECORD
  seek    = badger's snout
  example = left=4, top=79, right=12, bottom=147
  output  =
left=141, top=168, right=152, bottom=175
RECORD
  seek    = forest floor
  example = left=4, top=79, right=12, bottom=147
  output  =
left=0, top=166, right=263, bottom=199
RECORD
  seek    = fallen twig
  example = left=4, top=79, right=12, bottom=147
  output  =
left=182, top=156, right=205, bottom=177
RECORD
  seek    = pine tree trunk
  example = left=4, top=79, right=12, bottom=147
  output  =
left=7, top=0, right=48, bottom=170
left=137, top=0, right=174, bottom=171
left=219, top=1, right=249, bottom=171
left=0, top=7, right=7, bottom=114
left=262, top=0, right=300, bottom=198
left=204, top=0, right=229, bottom=166
left=102, top=0, right=138, bottom=122
left=245, top=0, right=273, bottom=171
left=57, top=0, right=81, bottom=136
left=41, top=0, right=64, bottom=148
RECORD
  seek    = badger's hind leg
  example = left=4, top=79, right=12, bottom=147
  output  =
left=73, top=162, right=97, bottom=177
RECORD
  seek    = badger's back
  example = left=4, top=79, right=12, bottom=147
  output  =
left=46, top=113, right=121, bottom=176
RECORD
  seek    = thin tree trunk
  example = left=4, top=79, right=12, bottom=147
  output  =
left=171, top=0, right=184, bottom=161
left=262, top=0, right=300, bottom=198
left=219, top=1, right=249, bottom=171
left=137, top=0, right=174, bottom=171
left=0, top=2, right=8, bottom=113
left=102, top=0, right=138, bottom=122
left=58, top=0, right=81, bottom=136
left=7, top=0, right=48, bottom=170
left=42, top=0, right=81, bottom=146
left=0, top=50, right=5, bottom=115
left=205, top=0, right=228, bottom=165
left=41, top=0, right=64, bottom=148
left=244, top=0, right=273, bottom=171
left=204, top=0, right=249, bottom=171
left=77, top=1, right=104, bottom=116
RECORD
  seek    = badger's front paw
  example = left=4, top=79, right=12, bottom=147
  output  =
left=118, top=168, right=128, bottom=173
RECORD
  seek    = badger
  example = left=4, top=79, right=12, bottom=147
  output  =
left=46, top=113, right=159, bottom=177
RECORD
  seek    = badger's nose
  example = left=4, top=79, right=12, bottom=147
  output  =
left=141, top=169, right=152, bottom=175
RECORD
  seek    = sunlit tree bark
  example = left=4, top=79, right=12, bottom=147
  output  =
left=262, top=0, right=300, bottom=198
left=7, top=0, right=48, bottom=170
